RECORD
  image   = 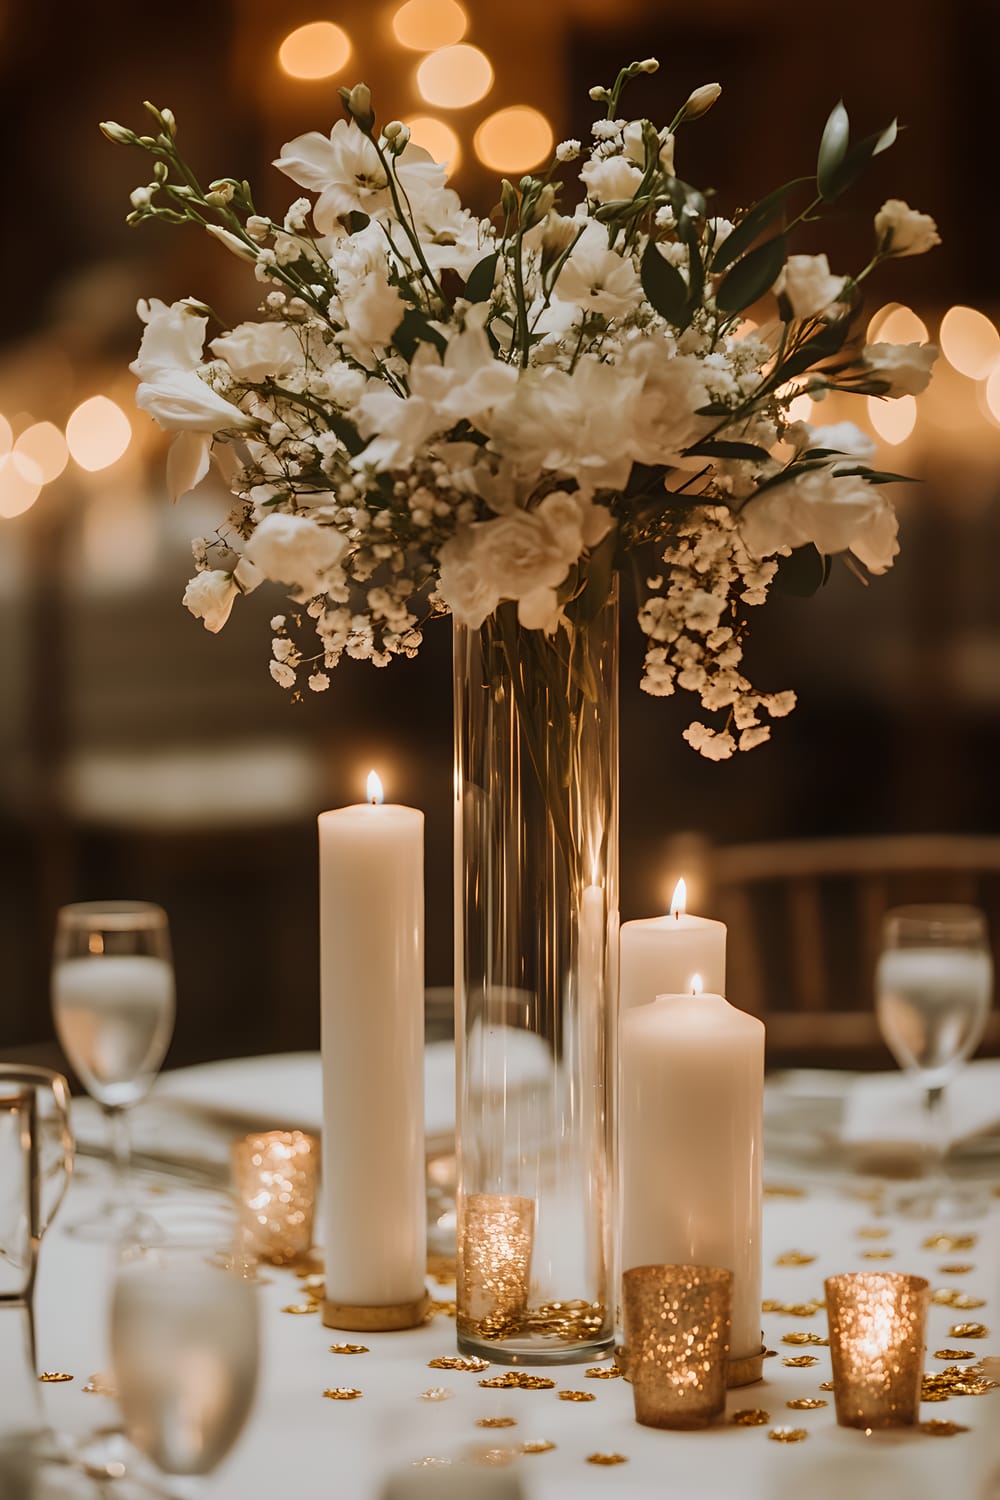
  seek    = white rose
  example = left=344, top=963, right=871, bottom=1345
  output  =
left=182, top=570, right=238, bottom=633
left=245, top=512, right=349, bottom=595
left=776, top=254, right=847, bottom=320
left=135, top=369, right=255, bottom=433
left=848, top=502, right=900, bottom=574
left=874, top=199, right=941, bottom=258
left=436, top=528, right=500, bottom=629
left=209, top=321, right=302, bottom=381
left=622, top=344, right=713, bottom=468
left=131, top=298, right=207, bottom=381
left=580, top=155, right=644, bottom=204
left=862, top=341, right=937, bottom=396
left=739, top=466, right=898, bottom=570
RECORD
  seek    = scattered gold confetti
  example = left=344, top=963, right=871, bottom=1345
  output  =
left=769, top=1427, right=808, bottom=1443
left=939, top=1264, right=974, bottom=1275
left=428, top=1356, right=490, bottom=1372
left=418, top=1387, right=454, bottom=1402
left=782, top=1356, right=820, bottom=1368
left=923, top=1234, right=977, bottom=1252
left=861, top=1250, right=895, bottom=1261
left=856, top=1226, right=891, bottom=1240
left=819, top=1382, right=835, bottom=1391
left=950, top=1323, right=989, bottom=1339
left=786, top=1398, right=827, bottom=1410
left=921, top=1420, right=969, bottom=1436
left=282, top=1304, right=317, bottom=1315
left=329, top=1344, right=368, bottom=1355
left=934, top=1350, right=975, bottom=1361
left=763, top=1298, right=824, bottom=1317
left=932, top=1289, right=986, bottom=1310
left=775, top=1252, right=816, bottom=1267
left=920, top=1389, right=950, bottom=1404
left=81, top=1374, right=115, bottom=1397
left=479, top=1373, right=555, bottom=1390
left=730, top=1409, right=770, bottom=1426
left=477, top=1417, right=517, bottom=1429
left=521, top=1439, right=556, bottom=1454
left=426, top=1300, right=457, bottom=1320
left=38, top=1373, right=72, bottom=1384
left=558, top=1390, right=596, bottom=1402
left=585, top=1365, right=622, bottom=1379
left=586, top=1452, right=628, bottom=1465
left=781, top=1332, right=828, bottom=1346
left=323, top=1387, right=362, bottom=1400
left=764, top=1184, right=806, bottom=1198
left=410, top=1457, right=452, bottom=1467
left=466, top=1448, right=517, bottom=1467
left=921, top=1367, right=998, bottom=1401
left=298, top=1273, right=325, bottom=1292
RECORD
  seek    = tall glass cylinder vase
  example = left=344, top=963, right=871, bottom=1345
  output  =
left=454, top=581, right=619, bottom=1365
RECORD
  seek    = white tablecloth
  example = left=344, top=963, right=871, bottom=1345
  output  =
left=33, top=1057, right=1000, bottom=1500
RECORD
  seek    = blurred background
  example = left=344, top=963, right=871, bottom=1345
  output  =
left=3, top=0, right=1000, bottom=1074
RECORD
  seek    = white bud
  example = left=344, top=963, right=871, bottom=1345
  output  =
left=129, top=185, right=154, bottom=209
left=589, top=86, right=608, bottom=101
left=99, top=120, right=134, bottom=145
left=682, top=83, right=722, bottom=121
left=637, top=58, right=660, bottom=74
left=205, top=223, right=259, bottom=262
left=245, top=215, right=272, bottom=243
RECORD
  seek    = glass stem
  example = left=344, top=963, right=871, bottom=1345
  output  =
left=103, top=1104, right=132, bottom=1213
left=923, top=1085, right=948, bottom=1192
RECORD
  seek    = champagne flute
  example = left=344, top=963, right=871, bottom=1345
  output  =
left=875, top=904, right=993, bottom=1214
left=51, top=902, right=175, bottom=1241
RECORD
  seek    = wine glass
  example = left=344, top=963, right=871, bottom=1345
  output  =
left=51, top=901, right=175, bottom=1241
left=875, top=904, right=993, bottom=1214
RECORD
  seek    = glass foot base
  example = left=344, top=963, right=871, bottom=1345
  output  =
left=64, top=1202, right=166, bottom=1245
left=457, top=1331, right=615, bottom=1367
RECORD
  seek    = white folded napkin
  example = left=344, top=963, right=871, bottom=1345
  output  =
left=840, top=1058, right=1000, bottom=1152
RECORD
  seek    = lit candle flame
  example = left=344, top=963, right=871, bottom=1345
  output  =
left=691, top=973, right=703, bottom=996
left=670, top=877, right=687, bottom=919
left=366, top=769, right=384, bottom=805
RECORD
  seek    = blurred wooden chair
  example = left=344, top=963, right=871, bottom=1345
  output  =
left=663, top=834, right=1000, bottom=1066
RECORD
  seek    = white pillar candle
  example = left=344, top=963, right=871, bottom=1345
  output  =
left=620, top=879, right=726, bottom=1010
left=318, top=771, right=426, bottom=1322
left=620, top=980, right=764, bottom=1361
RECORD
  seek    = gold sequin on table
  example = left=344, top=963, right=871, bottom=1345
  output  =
left=921, top=1367, right=999, bottom=1401
left=921, top=1419, right=970, bottom=1437
left=586, top=1452, right=628, bottom=1465
left=775, top=1252, right=817, bottom=1267
left=558, top=1390, right=596, bottom=1402
left=934, top=1349, right=975, bottom=1361
left=782, top=1356, right=820, bottom=1368
left=521, top=1439, right=556, bottom=1454
left=329, top=1344, right=368, bottom=1355
left=763, top=1184, right=807, bottom=1198
left=781, top=1332, right=828, bottom=1346
left=479, top=1373, right=555, bottom=1390
left=410, top=1458, right=452, bottom=1468
left=428, top=1356, right=491, bottom=1372
left=861, top=1250, right=895, bottom=1261
left=950, top=1323, right=989, bottom=1339
left=939, top=1263, right=975, bottom=1275
left=38, top=1373, right=72, bottom=1383
left=426, top=1300, right=457, bottom=1320
left=932, top=1288, right=986, bottom=1310
left=762, top=1299, right=824, bottom=1317
left=323, top=1387, right=362, bottom=1400
left=856, top=1226, right=891, bottom=1240
left=585, top=1365, right=622, bottom=1379
left=82, top=1373, right=116, bottom=1397
left=819, top=1382, right=835, bottom=1391
left=786, top=1398, right=827, bottom=1410
left=730, top=1409, right=770, bottom=1426
left=418, top=1388, right=454, bottom=1402
left=476, top=1417, right=517, bottom=1429
left=282, top=1304, right=317, bottom=1315
left=769, top=1427, right=808, bottom=1443
left=923, top=1234, right=977, bottom=1252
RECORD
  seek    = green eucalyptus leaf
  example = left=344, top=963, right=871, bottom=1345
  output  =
left=694, top=401, right=735, bottom=417
left=715, top=234, right=787, bottom=314
left=686, top=439, right=774, bottom=461
left=774, top=319, right=852, bottom=382
left=464, top=251, right=499, bottom=303
left=832, top=466, right=915, bottom=484
left=325, top=412, right=365, bottom=456
left=774, top=542, right=831, bottom=596
left=711, top=180, right=806, bottom=274
left=345, top=210, right=370, bottom=234
left=824, top=118, right=899, bottom=201
left=392, top=308, right=447, bottom=361
left=641, top=240, right=691, bottom=328
left=817, top=100, right=851, bottom=198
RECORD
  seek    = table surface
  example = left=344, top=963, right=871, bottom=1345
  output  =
left=33, top=1057, right=1000, bottom=1500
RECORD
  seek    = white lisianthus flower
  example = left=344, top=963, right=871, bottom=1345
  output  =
left=550, top=222, right=642, bottom=318
left=182, top=569, right=239, bottom=633
left=131, top=298, right=207, bottom=380
left=682, top=83, right=722, bottom=120
left=273, top=120, right=446, bottom=233
left=862, top=341, right=937, bottom=396
left=776, top=254, right=847, bottom=320
left=739, top=466, right=899, bottom=573
left=874, top=199, right=941, bottom=257
left=795, top=421, right=877, bottom=463
left=209, top=321, right=302, bottom=381
left=245, top=512, right=350, bottom=595
left=135, top=369, right=255, bottom=433
left=338, top=273, right=406, bottom=357
left=580, top=154, right=644, bottom=203
left=131, top=298, right=254, bottom=441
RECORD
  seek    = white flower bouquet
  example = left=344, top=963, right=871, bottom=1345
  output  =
left=104, top=61, right=938, bottom=758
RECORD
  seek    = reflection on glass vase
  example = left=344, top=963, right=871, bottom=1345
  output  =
left=454, top=579, right=618, bottom=1365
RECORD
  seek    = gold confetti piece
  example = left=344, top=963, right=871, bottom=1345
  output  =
left=38, top=1372, right=73, bottom=1384
left=934, top=1349, right=975, bottom=1361
left=467, top=1448, right=517, bottom=1467
left=782, top=1356, right=820, bottom=1368
left=282, top=1303, right=317, bottom=1315
left=298, top=1273, right=325, bottom=1292
left=781, top=1332, right=828, bottom=1346
left=479, top=1373, right=555, bottom=1390
left=521, top=1439, right=556, bottom=1454
left=856, top=1226, right=891, bottom=1240
left=775, top=1251, right=816, bottom=1267
left=920, top=1390, right=951, bottom=1403
left=411, top=1458, right=452, bottom=1468
left=921, top=1420, right=970, bottom=1436
left=585, top=1365, right=622, bottom=1379
left=477, top=1417, right=518, bottom=1429
left=819, top=1381, right=835, bottom=1391
left=786, top=1398, right=827, bottom=1410
left=950, top=1323, right=989, bottom=1339
left=763, top=1348, right=779, bottom=1359
left=861, top=1250, right=895, bottom=1261
left=763, top=1298, right=822, bottom=1317
left=428, top=1356, right=491, bottom=1372
left=923, top=1234, right=977, bottom=1252
left=730, top=1409, right=770, bottom=1426
left=764, top=1184, right=806, bottom=1198
left=932, top=1289, right=986, bottom=1309
left=81, top=1374, right=115, bottom=1397
left=418, top=1388, right=454, bottom=1402
left=769, top=1427, right=808, bottom=1443
left=427, top=1300, right=457, bottom=1320
left=323, top=1387, right=362, bottom=1400
left=586, top=1452, right=628, bottom=1465
left=329, top=1343, right=368, bottom=1355
left=939, top=1264, right=975, bottom=1275
left=558, top=1390, right=596, bottom=1402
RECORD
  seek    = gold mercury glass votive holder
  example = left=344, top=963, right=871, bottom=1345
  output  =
left=457, top=1192, right=535, bottom=1340
left=622, top=1264, right=733, bottom=1430
left=825, top=1271, right=929, bottom=1429
left=232, top=1130, right=318, bottom=1265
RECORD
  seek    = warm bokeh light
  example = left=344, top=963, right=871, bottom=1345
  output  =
left=367, top=769, right=384, bottom=804
left=939, top=305, right=1000, bottom=380
left=278, top=21, right=352, bottom=81
left=416, top=45, right=493, bottom=109
left=691, top=973, right=704, bottom=996
left=0, top=451, right=43, bottom=518
left=14, top=421, right=69, bottom=484
left=66, top=396, right=132, bottom=472
left=80, top=489, right=159, bottom=586
left=986, top=363, right=1000, bottom=426
left=406, top=115, right=461, bottom=175
left=0, top=413, right=11, bottom=458
left=392, top=0, right=467, bottom=51
left=867, top=393, right=916, bottom=445
left=670, top=878, right=687, bottom=918
left=866, top=303, right=929, bottom=347
left=474, top=106, right=553, bottom=172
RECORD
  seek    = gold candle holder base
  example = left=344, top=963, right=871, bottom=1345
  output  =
left=727, top=1339, right=766, bottom=1388
left=323, top=1291, right=432, bottom=1332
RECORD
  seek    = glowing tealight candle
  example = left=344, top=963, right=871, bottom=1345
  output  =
left=619, top=878, right=726, bottom=1009
left=318, top=770, right=428, bottom=1329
